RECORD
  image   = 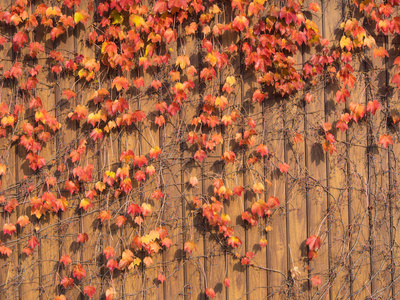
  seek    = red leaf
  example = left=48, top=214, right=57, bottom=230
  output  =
left=379, top=134, right=393, bottom=149
left=222, top=151, right=235, bottom=164
left=103, top=246, right=115, bottom=259
left=256, top=144, right=269, bottom=157
left=309, top=2, right=321, bottom=12
left=76, top=233, right=89, bottom=244
left=134, top=155, right=148, bottom=168
left=227, top=236, right=242, bottom=248
left=251, top=200, right=268, bottom=217
left=28, top=236, right=39, bottom=250
left=90, top=128, right=103, bottom=141
left=73, top=263, right=86, bottom=280
left=79, top=198, right=93, bottom=211
left=304, top=93, right=313, bottom=103
left=84, top=286, right=96, bottom=298
left=306, top=235, right=321, bottom=251
left=0, top=245, right=12, bottom=257
left=194, top=149, right=207, bottom=162
left=233, top=186, right=244, bottom=196
left=5, top=198, right=19, bottom=213
left=205, top=288, right=216, bottom=298
left=127, top=203, right=141, bottom=216
left=29, top=42, right=44, bottom=58
left=62, top=89, right=77, bottom=100
left=162, top=237, right=173, bottom=248
left=311, top=275, right=322, bottom=286
left=158, top=273, right=166, bottom=283
left=3, top=223, right=16, bottom=236
left=223, top=277, right=231, bottom=287
left=279, top=163, right=289, bottom=173
left=367, top=100, right=381, bottom=115
left=60, top=277, right=74, bottom=289
left=13, top=31, right=28, bottom=51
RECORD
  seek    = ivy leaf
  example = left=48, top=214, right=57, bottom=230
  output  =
left=367, top=99, right=381, bottom=115
left=373, top=47, right=389, bottom=58
left=206, top=288, right=216, bottom=298
left=16, top=215, right=30, bottom=228
left=74, top=10, right=90, bottom=25
left=60, top=277, right=74, bottom=289
left=103, top=246, right=115, bottom=259
left=98, top=210, right=111, bottom=223
left=3, top=223, right=16, bottom=236
left=115, top=216, right=127, bottom=227
left=309, top=2, right=321, bottom=12
left=311, top=275, right=322, bottom=286
left=223, top=277, right=231, bottom=287
left=84, top=286, right=96, bottom=298
left=28, top=236, right=39, bottom=250
left=232, top=15, right=249, bottom=31
left=184, top=241, right=196, bottom=254
left=73, top=263, right=86, bottom=280
left=77, top=233, right=89, bottom=244
left=112, top=76, right=128, bottom=91
left=12, top=31, right=28, bottom=51
left=158, top=273, right=166, bottom=283
left=60, top=255, right=71, bottom=266
left=306, top=235, right=321, bottom=251
left=79, top=198, right=93, bottom=211
left=379, top=134, right=393, bottom=149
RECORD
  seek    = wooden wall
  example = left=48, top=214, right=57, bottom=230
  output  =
left=0, top=0, right=400, bottom=299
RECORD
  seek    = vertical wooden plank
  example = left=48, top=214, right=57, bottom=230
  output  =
left=346, top=47, right=370, bottom=300
left=204, top=14, right=228, bottom=298
left=222, top=11, right=247, bottom=300
left=302, top=0, right=329, bottom=298
left=245, top=82, right=270, bottom=298
left=322, top=0, right=351, bottom=298
left=285, top=71, right=307, bottom=298
left=367, top=32, right=393, bottom=299
left=0, top=2, right=20, bottom=297
left=388, top=18, right=400, bottom=298
left=53, top=8, right=80, bottom=298
left=33, top=2, right=64, bottom=297
left=138, top=60, right=164, bottom=299
left=156, top=70, right=187, bottom=299
left=74, top=1, right=102, bottom=299
left=264, top=100, right=287, bottom=299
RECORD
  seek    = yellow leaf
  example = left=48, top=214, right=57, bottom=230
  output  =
left=176, top=55, right=190, bottom=69
left=340, top=35, right=352, bottom=51
left=265, top=225, right=273, bottom=232
left=130, top=15, right=145, bottom=28
left=226, top=76, right=236, bottom=85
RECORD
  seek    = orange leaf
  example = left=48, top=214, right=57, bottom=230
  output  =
left=98, top=210, right=111, bottom=223
left=112, top=76, right=128, bottom=91
left=379, top=134, right=393, bottom=149
left=60, top=254, right=71, bottom=266
left=73, top=263, right=86, bottom=280
left=3, top=223, right=16, bottom=236
left=373, top=47, right=389, bottom=58
left=184, top=241, right=196, bottom=254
